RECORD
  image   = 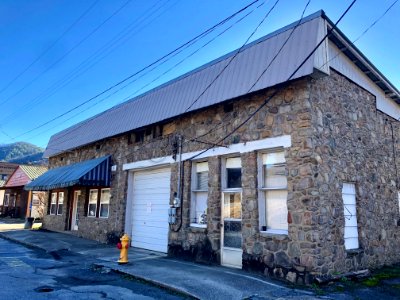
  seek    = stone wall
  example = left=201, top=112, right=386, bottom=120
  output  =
left=308, top=70, right=400, bottom=275
left=43, top=189, right=70, bottom=232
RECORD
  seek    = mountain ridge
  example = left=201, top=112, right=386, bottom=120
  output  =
left=0, top=142, right=46, bottom=165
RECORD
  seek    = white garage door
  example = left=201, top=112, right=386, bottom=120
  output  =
left=131, top=167, right=171, bottom=253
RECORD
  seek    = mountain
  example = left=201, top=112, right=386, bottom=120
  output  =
left=0, top=142, right=46, bottom=165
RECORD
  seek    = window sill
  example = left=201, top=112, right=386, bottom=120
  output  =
left=190, top=223, right=207, bottom=229
left=190, top=223, right=207, bottom=233
left=346, top=248, right=364, bottom=256
left=260, top=230, right=288, bottom=240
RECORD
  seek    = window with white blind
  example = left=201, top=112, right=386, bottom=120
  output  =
left=57, top=192, right=64, bottom=215
left=258, top=151, right=288, bottom=234
left=99, top=188, right=110, bottom=218
left=342, top=183, right=359, bottom=250
left=191, top=162, right=208, bottom=227
left=88, top=189, right=98, bottom=217
left=50, top=192, right=57, bottom=215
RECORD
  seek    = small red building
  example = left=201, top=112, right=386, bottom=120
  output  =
left=2, top=165, right=47, bottom=218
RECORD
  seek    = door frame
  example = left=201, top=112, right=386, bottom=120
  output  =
left=70, top=190, right=81, bottom=231
left=220, top=190, right=243, bottom=268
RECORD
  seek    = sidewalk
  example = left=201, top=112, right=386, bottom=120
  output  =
left=0, top=226, right=319, bottom=300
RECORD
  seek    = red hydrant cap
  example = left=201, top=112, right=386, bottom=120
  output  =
left=125, top=244, right=129, bottom=249
left=117, top=242, right=122, bottom=249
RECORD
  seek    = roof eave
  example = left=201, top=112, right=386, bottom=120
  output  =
left=323, top=15, right=400, bottom=105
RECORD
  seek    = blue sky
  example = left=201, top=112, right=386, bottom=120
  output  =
left=0, top=0, right=398, bottom=148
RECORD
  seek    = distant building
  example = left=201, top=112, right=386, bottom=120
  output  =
left=2, top=165, right=47, bottom=218
left=0, top=162, right=18, bottom=181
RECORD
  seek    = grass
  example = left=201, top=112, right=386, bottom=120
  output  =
left=362, top=265, right=400, bottom=287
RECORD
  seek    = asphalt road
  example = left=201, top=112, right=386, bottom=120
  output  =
left=0, top=237, right=188, bottom=300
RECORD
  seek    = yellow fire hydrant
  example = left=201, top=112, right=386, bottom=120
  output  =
left=117, top=234, right=130, bottom=264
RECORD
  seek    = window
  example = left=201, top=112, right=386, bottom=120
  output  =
left=190, top=162, right=208, bottom=226
left=3, top=194, right=9, bottom=206
left=88, top=189, right=98, bottom=217
left=342, top=183, right=359, bottom=250
left=397, top=191, right=400, bottom=226
left=50, top=192, right=57, bottom=215
left=87, top=188, right=110, bottom=218
left=32, top=193, right=40, bottom=206
left=259, top=151, right=288, bottom=234
left=226, top=158, right=242, bottom=188
left=99, top=189, right=110, bottom=218
left=57, top=192, right=64, bottom=215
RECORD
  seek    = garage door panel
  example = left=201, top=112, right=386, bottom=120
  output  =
left=132, top=218, right=169, bottom=226
left=132, top=228, right=169, bottom=239
left=131, top=167, right=171, bottom=253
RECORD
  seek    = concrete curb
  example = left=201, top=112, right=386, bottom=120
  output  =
left=0, top=231, right=46, bottom=252
left=94, top=262, right=199, bottom=299
left=0, top=231, right=198, bottom=299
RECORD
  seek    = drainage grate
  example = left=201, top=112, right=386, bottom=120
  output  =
left=34, top=286, right=54, bottom=293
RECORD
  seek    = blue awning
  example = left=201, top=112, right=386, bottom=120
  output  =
left=25, top=156, right=111, bottom=191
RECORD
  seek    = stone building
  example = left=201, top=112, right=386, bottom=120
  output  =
left=27, top=11, right=399, bottom=284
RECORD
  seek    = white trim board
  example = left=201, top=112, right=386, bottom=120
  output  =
left=123, top=135, right=291, bottom=171
left=328, top=42, right=400, bottom=120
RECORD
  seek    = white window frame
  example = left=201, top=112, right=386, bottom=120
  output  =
left=342, top=183, right=359, bottom=250
left=87, top=189, right=98, bottom=218
left=99, top=188, right=110, bottom=218
left=190, top=161, right=208, bottom=228
left=258, top=150, right=288, bottom=235
left=32, top=193, right=40, bottom=206
left=50, top=192, right=57, bottom=215
left=56, top=192, right=64, bottom=215
left=398, top=191, right=400, bottom=215
left=221, top=157, right=242, bottom=251
left=3, top=194, right=9, bottom=207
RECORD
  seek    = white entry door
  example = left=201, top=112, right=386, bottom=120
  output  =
left=221, top=192, right=243, bottom=268
left=131, top=167, right=171, bottom=253
left=71, top=190, right=80, bottom=231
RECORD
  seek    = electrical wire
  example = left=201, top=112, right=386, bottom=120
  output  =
left=184, top=0, right=281, bottom=113
left=8, top=0, right=262, bottom=144
left=186, top=0, right=358, bottom=161
left=0, top=0, right=99, bottom=96
left=0, top=0, right=132, bottom=107
left=316, top=0, right=398, bottom=72
left=1, top=0, right=177, bottom=124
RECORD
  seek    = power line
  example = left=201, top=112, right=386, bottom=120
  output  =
left=0, top=0, right=132, bottom=107
left=1, top=0, right=177, bottom=124
left=206, top=0, right=398, bottom=149
left=182, top=0, right=311, bottom=148
left=34, top=0, right=268, bottom=150
left=41, top=0, right=286, bottom=155
left=0, top=0, right=99, bottom=96
left=317, top=0, right=398, bottom=71
left=7, top=0, right=262, bottom=142
left=184, top=0, right=281, bottom=113
left=103, top=0, right=269, bottom=105
left=186, top=0, right=358, bottom=161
